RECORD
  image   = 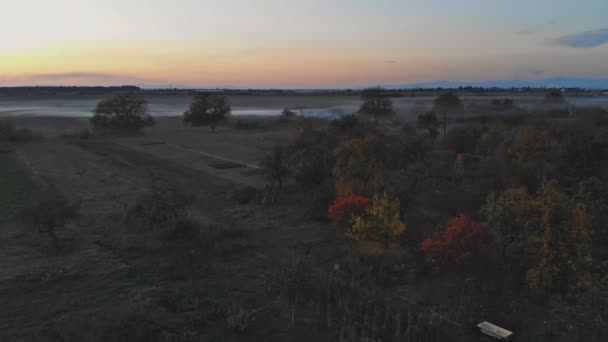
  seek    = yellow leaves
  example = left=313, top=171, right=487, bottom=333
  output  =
left=347, top=192, right=406, bottom=248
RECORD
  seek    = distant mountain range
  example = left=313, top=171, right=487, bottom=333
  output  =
left=384, top=77, right=608, bottom=90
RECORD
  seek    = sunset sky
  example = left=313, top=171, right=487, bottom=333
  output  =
left=1, top=0, right=608, bottom=88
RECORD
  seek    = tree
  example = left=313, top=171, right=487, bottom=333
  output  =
left=183, top=93, right=231, bottom=132
left=433, top=93, right=463, bottom=136
left=359, top=87, right=395, bottom=119
left=20, top=199, right=80, bottom=250
left=328, top=196, right=371, bottom=230
left=483, top=187, right=540, bottom=258
left=526, top=180, right=594, bottom=295
left=420, top=213, right=490, bottom=272
left=334, top=134, right=384, bottom=197
left=91, top=93, right=153, bottom=132
left=262, top=145, right=290, bottom=189
left=416, top=112, right=440, bottom=142
left=508, top=127, right=554, bottom=164
left=348, top=192, right=406, bottom=248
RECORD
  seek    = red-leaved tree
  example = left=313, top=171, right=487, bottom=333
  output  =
left=328, top=196, right=370, bottom=230
left=420, top=213, right=490, bottom=272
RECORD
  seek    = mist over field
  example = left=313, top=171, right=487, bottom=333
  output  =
left=3, top=1, right=608, bottom=341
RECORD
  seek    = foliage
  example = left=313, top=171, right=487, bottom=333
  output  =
left=327, top=196, right=370, bottom=230
left=334, top=134, right=384, bottom=197
left=0, top=153, right=44, bottom=224
left=330, top=114, right=361, bottom=134
left=508, top=126, right=555, bottom=164
left=348, top=192, right=406, bottom=248
left=416, top=112, right=440, bottom=141
left=359, top=87, right=395, bottom=117
left=0, top=120, right=16, bottom=141
left=526, top=180, right=594, bottom=296
left=289, top=131, right=336, bottom=187
left=433, top=93, right=463, bottom=113
left=261, top=145, right=290, bottom=189
left=20, top=198, right=80, bottom=249
left=91, top=93, right=153, bottom=132
left=295, top=117, right=322, bottom=135
left=420, top=213, right=490, bottom=272
left=483, top=187, right=540, bottom=257
left=442, top=124, right=485, bottom=154
left=124, top=184, right=194, bottom=232
left=477, top=129, right=505, bottom=156
left=183, top=93, right=231, bottom=132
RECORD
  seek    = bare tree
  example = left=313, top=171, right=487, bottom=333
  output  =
left=433, top=93, right=463, bottom=136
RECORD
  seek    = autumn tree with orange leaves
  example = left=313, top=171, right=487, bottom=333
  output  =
left=420, top=213, right=491, bottom=273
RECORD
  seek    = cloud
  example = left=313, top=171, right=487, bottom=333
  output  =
left=384, top=60, right=398, bottom=64
left=31, top=72, right=132, bottom=82
left=555, top=28, right=608, bottom=48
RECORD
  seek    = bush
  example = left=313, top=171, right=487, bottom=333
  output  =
left=328, top=196, right=370, bottom=230
left=416, top=112, right=440, bottom=141
left=442, top=124, right=485, bottom=154
left=0, top=120, right=16, bottom=141
left=124, top=184, right=194, bottom=232
left=261, top=145, right=290, bottom=189
left=289, top=130, right=338, bottom=188
left=330, top=114, right=360, bottom=134
left=420, top=213, right=490, bottom=273
left=20, top=198, right=80, bottom=250
left=91, top=93, right=154, bottom=132
left=348, top=192, right=406, bottom=248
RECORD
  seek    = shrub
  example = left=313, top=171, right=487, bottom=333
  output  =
left=416, top=112, right=440, bottom=141
left=91, top=93, right=154, bottom=132
left=328, top=196, right=370, bottom=230
left=420, top=213, right=490, bottom=272
left=261, top=145, right=290, bottom=189
left=334, top=134, right=384, bottom=197
left=0, top=120, right=16, bottom=141
left=124, top=184, right=194, bottom=232
left=330, top=114, right=360, bottom=134
left=183, top=93, right=231, bottom=132
left=20, top=198, right=80, bottom=250
left=348, top=192, right=406, bottom=248
left=442, top=124, right=485, bottom=154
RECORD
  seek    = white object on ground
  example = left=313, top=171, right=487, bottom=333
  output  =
left=477, top=321, right=513, bottom=340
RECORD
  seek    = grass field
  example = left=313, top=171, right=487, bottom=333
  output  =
left=0, top=147, right=43, bottom=225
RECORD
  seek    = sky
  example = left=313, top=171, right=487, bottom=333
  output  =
left=1, top=0, right=608, bottom=88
